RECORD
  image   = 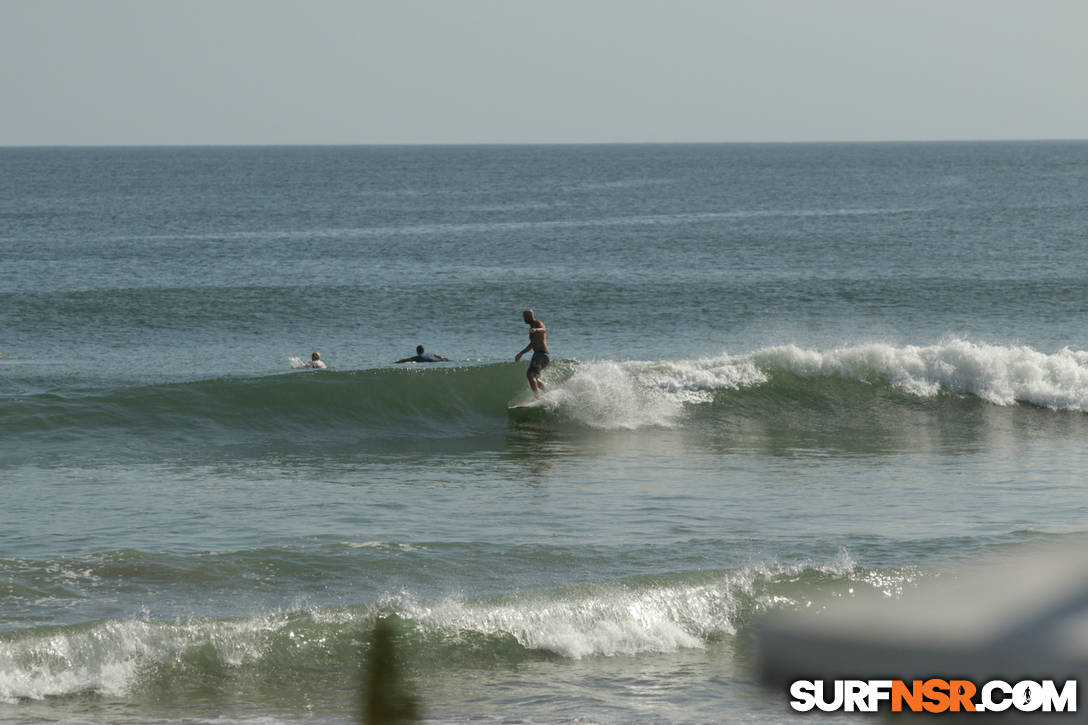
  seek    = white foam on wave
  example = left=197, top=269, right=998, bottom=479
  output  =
left=538, top=356, right=766, bottom=429
left=538, top=340, right=1088, bottom=430
left=753, top=339, right=1088, bottom=410
left=0, top=553, right=918, bottom=698
left=387, top=554, right=889, bottom=660
left=343, top=541, right=421, bottom=552
left=395, top=584, right=708, bottom=658
left=0, top=615, right=281, bottom=703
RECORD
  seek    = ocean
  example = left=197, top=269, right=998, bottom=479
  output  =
left=1, top=142, right=1086, bottom=723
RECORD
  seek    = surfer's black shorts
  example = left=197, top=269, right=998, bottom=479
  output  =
left=528, top=351, right=549, bottom=374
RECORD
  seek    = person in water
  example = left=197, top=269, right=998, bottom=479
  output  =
left=514, top=308, right=549, bottom=397
left=303, top=351, right=329, bottom=369
left=395, top=345, right=449, bottom=363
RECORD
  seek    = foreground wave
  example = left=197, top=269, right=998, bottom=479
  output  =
left=0, top=553, right=912, bottom=703
left=5, top=340, right=1088, bottom=453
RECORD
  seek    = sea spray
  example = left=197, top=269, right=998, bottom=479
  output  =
left=537, top=357, right=768, bottom=429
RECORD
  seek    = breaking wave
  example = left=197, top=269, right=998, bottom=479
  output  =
left=5, top=340, right=1088, bottom=456
left=0, top=553, right=914, bottom=703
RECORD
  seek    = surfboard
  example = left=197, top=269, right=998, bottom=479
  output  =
left=508, top=399, right=545, bottom=410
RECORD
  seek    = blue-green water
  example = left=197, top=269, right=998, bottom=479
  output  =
left=2, top=142, right=1087, bottom=723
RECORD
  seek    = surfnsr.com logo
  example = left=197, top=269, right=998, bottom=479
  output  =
left=789, top=679, right=1077, bottom=713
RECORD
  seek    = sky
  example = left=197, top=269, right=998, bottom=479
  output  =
left=2, top=0, right=1086, bottom=146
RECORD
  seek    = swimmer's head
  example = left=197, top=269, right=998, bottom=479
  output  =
left=416, top=345, right=424, bottom=355
left=311, top=352, right=321, bottom=361
left=522, top=309, right=534, bottom=324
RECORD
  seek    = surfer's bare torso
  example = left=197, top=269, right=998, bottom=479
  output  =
left=528, top=322, right=548, bottom=354
left=515, top=309, right=550, bottom=397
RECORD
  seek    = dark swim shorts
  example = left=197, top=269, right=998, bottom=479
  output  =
left=528, top=350, right=550, bottom=374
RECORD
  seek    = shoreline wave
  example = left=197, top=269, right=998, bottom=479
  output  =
left=0, top=555, right=912, bottom=704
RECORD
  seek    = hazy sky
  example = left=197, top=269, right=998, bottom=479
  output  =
left=3, top=0, right=1086, bottom=145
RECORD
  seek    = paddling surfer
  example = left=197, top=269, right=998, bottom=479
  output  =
left=395, top=345, right=449, bottom=363
left=303, top=351, right=333, bottom=369
left=515, top=309, right=549, bottom=397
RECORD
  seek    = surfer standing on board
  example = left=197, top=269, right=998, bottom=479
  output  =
left=515, top=308, right=549, bottom=397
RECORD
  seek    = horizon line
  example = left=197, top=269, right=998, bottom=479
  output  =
left=3, top=137, right=1087, bottom=150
